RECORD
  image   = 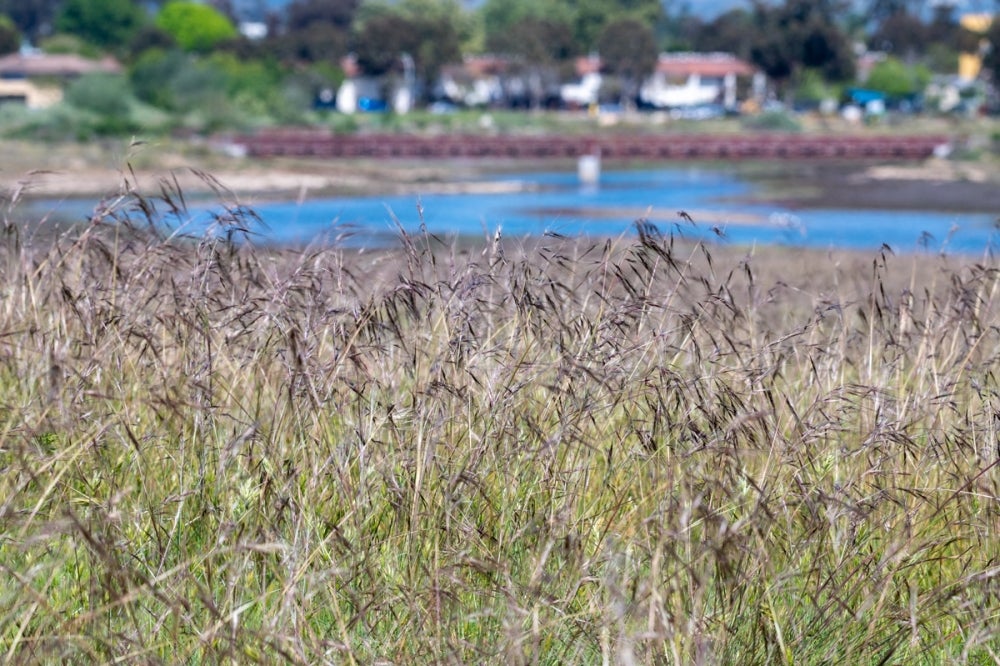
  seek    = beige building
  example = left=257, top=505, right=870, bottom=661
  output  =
left=0, top=78, right=62, bottom=108
left=0, top=53, right=122, bottom=109
left=958, top=14, right=993, bottom=81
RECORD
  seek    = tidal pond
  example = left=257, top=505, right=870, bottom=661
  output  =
left=31, top=167, right=1000, bottom=255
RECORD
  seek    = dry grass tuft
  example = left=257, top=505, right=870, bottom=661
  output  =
left=1, top=174, right=999, bottom=664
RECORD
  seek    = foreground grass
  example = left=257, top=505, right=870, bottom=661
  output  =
left=1, top=186, right=999, bottom=664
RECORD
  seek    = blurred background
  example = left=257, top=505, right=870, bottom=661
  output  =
left=0, top=0, right=996, bottom=137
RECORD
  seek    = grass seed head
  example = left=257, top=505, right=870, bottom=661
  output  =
left=0, top=173, right=998, bottom=663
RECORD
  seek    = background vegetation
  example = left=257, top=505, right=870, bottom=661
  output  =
left=0, top=0, right=995, bottom=139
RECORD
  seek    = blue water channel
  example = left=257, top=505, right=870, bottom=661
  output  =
left=33, top=167, right=1000, bottom=255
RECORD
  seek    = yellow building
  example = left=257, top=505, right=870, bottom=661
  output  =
left=0, top=53, right=122, bottom=109
left=0, top=78, right=63, bottom=109
left=958, top=14, right=993, bottom=81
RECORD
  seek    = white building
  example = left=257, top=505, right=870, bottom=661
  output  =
left=639, top=52, right=762, bottom=110
left=560, top=54, right=602, bottom=108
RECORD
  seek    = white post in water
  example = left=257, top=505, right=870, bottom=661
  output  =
left=578, top=152, right=601, bottom=185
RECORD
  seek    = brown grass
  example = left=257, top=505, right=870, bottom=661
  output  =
left=1, top=174, right=999, bottom=664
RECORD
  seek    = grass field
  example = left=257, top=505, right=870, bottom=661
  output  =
left=1, top=179, right=999, bottom=664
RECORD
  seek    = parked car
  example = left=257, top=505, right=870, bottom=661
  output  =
left=357, top=97, right=387, bottom=113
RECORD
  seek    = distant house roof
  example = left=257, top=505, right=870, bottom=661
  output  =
left=654, top=53, right=756, bottom=78
left=462, top=55, right=509, bottom=77
left=0, top=53, right=122, bottom=78
left=440, top=56, right=512, bottom=83
left=574, top=52, right=756, bottom=78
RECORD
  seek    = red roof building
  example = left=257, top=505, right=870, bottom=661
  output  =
left=653, top=52, right=756, bottom=79
left=640, top=52, right=763, bottom=110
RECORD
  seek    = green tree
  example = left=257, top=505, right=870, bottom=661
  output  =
left=0, top=0, right=59, bottom=42
left=801, top=18, right=855, bottom=80
left=694, top=9, right=753, bottom=60
left=264, top=0, right=359, bottom=64
left=125, top=46, right=310, bottom=126
left=479, top=0, right=574, bottom=52
left=353, top=11, right=410, bottom=76
left=38, top=33, right=102, bottom=57
left=924, top=42, right=959, bottom=74
left=483, top=14, right=575, bottom=108
left=129, top=48, right=189, bottom=109
left=65, top=72, right=131, bottom=117
left=598, top=17, right=657, bottom=107
left=572, top=0, right=662, bottom=51
left=155, top=1, right=237, bottom=52
left=271, top=21, right=350, bottom=63
left=979, top=14, right=1000, bottom=84
left=55, top=0, right=145, bottom=50
left=0, top=14, right=20, bottom=54
left=126, top=25, right=176, bottom=59
left=64, top=71, right=140, bottom=135
left=479, top=0, right=662, bottom=54
left=163, top=57, right=235, bottom=129
left=869, top=10, right=928, bottom=57
left=661, top=3, right=703, bottom=52
left=864, top=56, right=930, bottom=98
left=486, top=16, right=576, bottom=64
left=353, top=1, right=463, bottom=90
left=204, top=51, right=306, bottom=122
left=794, top=67, right=838, bottom=105
left=399, top=0, right=475, bottom=52
left=206, top=0, right=237, bottom=23
left=286, top=0, right=359, bottom=31
left=749, top=0, right=856, bottom=91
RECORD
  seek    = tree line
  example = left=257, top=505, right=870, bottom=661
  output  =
left=0, top=0, right=996, bottom=135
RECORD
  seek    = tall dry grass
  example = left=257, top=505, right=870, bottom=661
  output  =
left=1, top=175, right=999, bottom=664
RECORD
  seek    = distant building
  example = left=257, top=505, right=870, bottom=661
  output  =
left=335, top=53, right=414, bottom=114
left=560, top=54, right=602, bottom=108
left=926, top=75, right=966, bottom=112
left=958, top=14, right=993, bottom=82
left=639, top=52, right=762, bottom=110
left=0, top=52, right=122, bottom=109
left=917, top=13, right=996, bottom=115
left=238, top=21, right=268, bottom=40
left=437, top=55, right=507, bottom=107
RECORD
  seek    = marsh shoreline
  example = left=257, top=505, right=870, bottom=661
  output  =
left=2, top=139, right=998, bottom=216
left=737, top=159, right=1000, bottom=214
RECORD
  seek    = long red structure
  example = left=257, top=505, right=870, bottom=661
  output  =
left=232, top=130, right=950, bottom=161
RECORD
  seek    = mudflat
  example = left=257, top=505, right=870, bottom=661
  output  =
left=2, top=139, right=998, bottom=215
left=736, top=159, right=1000, bottom=214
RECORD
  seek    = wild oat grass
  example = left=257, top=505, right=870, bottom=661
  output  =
left=1, top=176, right=999, bottom=664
